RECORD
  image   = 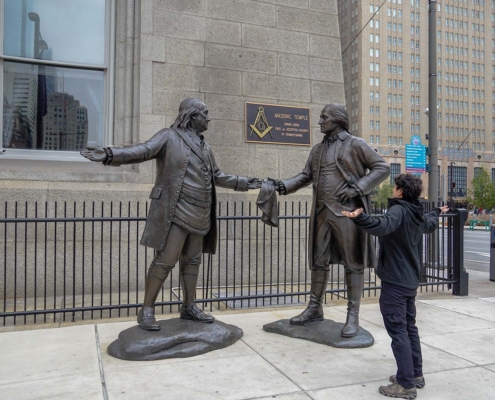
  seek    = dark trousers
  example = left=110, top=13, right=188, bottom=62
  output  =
left=379, top=281, right=423, bottom=389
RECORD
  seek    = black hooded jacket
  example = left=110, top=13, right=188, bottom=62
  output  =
left=351, top=199, right=441, bottom=289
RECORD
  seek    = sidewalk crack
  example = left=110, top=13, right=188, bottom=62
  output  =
left=94, top=325, right=109, bottom=400
left=240, top=337, right=307, bottom=394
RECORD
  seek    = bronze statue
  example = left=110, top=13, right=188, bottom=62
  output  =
left=274, top=104, right=390, bottom=337
left=81, top=98, right=261, bottom=331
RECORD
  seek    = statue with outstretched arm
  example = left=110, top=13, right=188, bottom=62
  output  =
left=271, top=103, right=390, bottom=338
left=81, top=98, right=261, bottom=331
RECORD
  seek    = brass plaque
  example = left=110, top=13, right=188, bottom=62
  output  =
left=245, top=102, right=311, bottom=146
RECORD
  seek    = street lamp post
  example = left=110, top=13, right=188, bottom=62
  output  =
left=428, top=0, right=439, bottom=205
left=450, top=161, right=455, bottom=208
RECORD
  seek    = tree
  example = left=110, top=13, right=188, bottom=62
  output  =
left=467, top=165, right=495, bottom=211
left=372, top=180, right=394, bottom=208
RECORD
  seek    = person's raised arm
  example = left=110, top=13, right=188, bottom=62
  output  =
left=342, top=206, right=404, bottom=237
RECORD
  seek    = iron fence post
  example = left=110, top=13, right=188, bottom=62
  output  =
left=453, top=208, right=469, bottom=296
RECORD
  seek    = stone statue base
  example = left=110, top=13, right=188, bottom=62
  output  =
left=108, top=319, right=243, bottom=361
left=263, top=319, right=373, bottom=348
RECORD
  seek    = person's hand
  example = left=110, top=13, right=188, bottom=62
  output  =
left=342, top=208, right=364, bottom=218
left=334, top=186, right=359, bottom=204
left=80, top=147, right=108, bottom=163
left=247, top=178, right=262, bottom=190
left=439, top=205, right=449, bottom=213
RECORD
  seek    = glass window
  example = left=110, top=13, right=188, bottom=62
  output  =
left=390, top=163, right=401, bottom=183
left=448, top=166, right=467, bottom=197
left=3, top=0, right=105, bottom=65
left=1, top=0, right=111, bottom=156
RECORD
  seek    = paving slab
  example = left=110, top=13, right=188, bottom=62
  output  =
left=103, top=354, right=301, bottom=400
left=0, top=373, right=104, bottom=400
left=479, top=297, right=495, bottom=303
left=0, top=324, right=100, bottom=385
left=421, top=328, right=495, bottom=365
left=309, top=367, right=495, bottom=400
left=420, top=298, right=495, bottom=322
left=260, top=338, right=473, bottom=392
left=255, top=392, right=312, bottom=400
left=347, top=301, right=495, bottom=337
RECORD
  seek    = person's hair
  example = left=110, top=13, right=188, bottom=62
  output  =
left=394, top=173, right=423, bottom=201
left=171, top=98, right=205, bottom=130
left=327, top=104, right=349, bottom=132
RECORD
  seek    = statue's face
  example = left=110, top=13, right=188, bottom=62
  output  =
left=318, top=105, right=338, bottom=135
left=190, top=105, right=210, bottom=133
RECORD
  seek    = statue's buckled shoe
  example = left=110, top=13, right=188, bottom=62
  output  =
left=289, top=305, right=324, bottom=325
left=180, top=303, right=215, bottom=323
left=137, top=306, right=160, bottom=331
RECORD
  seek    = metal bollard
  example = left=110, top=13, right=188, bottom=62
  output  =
left=491, top=225, right=495, bottom=282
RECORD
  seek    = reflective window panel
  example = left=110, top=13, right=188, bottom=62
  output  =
left=3, top=0, right=106, bottom=65
left=3, top=61, right=104, bottom=151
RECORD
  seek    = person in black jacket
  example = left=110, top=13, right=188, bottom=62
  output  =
left=342, top=174, right=448, bottom=400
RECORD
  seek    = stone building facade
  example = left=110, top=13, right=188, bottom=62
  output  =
left=0, top=0, right=345, bottom=206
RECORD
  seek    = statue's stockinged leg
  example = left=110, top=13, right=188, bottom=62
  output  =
left=290, top=269, right=329, bottom=325
left=341, top=271, right=364, bottom=338
left=137, top=263, right=171, bottom=331
left=180, top=263, right=214, bottom=323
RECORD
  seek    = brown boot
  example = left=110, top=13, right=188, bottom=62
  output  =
left=290, top=270, right=329, bottom=325
left=137, top=264, right=170, bottom=331
left=379, top=383, right=417, bottom=399
left=180, top=264, right=214, bottom=323
left=341, top=272, right=364, bottom=338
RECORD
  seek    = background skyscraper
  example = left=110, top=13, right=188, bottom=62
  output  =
left=337, top=0, right=495, bottom=203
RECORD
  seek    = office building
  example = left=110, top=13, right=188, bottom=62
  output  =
left=337, top=0, right=495, bottom=202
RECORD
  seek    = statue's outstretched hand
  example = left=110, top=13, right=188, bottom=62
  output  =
left=247, top=177, right=262, bottom=190
left=342, top=208, right=364, bottom=218
left=80, top=147, right=107, bottom=163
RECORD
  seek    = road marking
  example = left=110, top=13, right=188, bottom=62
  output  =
left=464, top=258, right=489, bottom=264
left=464, top=251, right=490, bottom=257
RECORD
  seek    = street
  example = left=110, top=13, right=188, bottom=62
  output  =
left=463, top=229, right=492, bottom=273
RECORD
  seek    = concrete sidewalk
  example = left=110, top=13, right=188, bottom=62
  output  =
left=1, top=294, right=495, bottom=400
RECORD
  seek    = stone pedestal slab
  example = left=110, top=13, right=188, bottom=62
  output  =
left=263, top=319, right=374, bottom=348
left=108, top=319, right=243, bottom=361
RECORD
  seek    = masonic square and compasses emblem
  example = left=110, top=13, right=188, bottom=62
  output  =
left=249, top=107, right=273, bottom=139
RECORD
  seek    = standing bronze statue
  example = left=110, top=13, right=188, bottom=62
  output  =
left=81, top=98, right=261, bottom=331
left=274, top=104, right=389, bottom=338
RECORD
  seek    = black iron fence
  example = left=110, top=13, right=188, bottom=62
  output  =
left=0, top=201, right=467, bottom=326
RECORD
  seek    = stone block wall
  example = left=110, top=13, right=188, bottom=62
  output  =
left=139, top=0, right=345, bottom=182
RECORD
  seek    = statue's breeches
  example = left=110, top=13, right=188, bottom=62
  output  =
left=151, top=223, right=203, bottom=272
left=313, top=207, right=366, bottom=273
